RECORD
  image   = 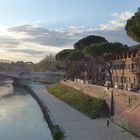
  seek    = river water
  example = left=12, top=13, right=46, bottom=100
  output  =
left=0, top=82, right=53, bottom=140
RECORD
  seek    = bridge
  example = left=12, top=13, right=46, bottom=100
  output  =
left=0, top=61, right=65, bottom=85
left=0, top=71, right=65, bottom=86
left=0, top=71, right=31, bottom=86
left=31, top=71, right=65, bottom=83
left=0, top=61, right=31, bottom=86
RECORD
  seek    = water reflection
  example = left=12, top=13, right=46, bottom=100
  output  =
left=0, top=83, right=53, bottom=140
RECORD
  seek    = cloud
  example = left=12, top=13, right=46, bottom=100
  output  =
left=99, top=12, right=134, bottom=31
left=0, top=37, right=20, bottom=48
left=8, top=24, right=77, bottom=47
left=0, top=11, right=137, bottom=62
left=7, top=13, right=136, bottom=50
left=7, top=48, right=47, bottom=55
left=94, top=28, right=136, bottom=45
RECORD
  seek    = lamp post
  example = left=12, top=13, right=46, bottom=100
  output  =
left=110, top=89, right=114, bottom=118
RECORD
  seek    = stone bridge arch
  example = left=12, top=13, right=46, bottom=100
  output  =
left=0, top=72, right=31, bottom=86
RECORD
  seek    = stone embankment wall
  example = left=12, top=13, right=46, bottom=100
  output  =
left=61, top=80, right=140, bottom=138
left=25, top=85, right=60, bottom=139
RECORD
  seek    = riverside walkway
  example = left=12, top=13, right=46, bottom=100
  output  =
left=29, top=84, right=139, bottom=140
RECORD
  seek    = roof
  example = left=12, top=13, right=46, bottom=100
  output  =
left=129, top=44, right=140, bottom=51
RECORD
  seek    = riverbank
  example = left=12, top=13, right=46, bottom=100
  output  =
left=26, top=85, right=64, bottom=140
left=47, top=83, right=109, bottom=118
left=28, top=83, right=139, bottom=140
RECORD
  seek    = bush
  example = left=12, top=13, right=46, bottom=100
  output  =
left=47, top=83, right=109, bottom=118
left=53, top=125, right=64, bottom=140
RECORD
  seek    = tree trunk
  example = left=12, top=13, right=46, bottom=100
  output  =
left=108, top=69, right=114, bottom=87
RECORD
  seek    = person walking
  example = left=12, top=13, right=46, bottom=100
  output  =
left=107, top=119, right=110, bottom=128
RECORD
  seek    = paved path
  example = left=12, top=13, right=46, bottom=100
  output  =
left=29, top=84, right=140, bottom=140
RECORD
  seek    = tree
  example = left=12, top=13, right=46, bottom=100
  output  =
left=125, top=8, right=140, bottom=42
left=84, top=42, right=128, bottom=87
left=31, top=54, right=57, bottom=72
left=55, top=49, right=74, bottom=61
left=66, top=50, right=85, bottom=62
left=74, top=35, right=108, bottom=50
left=66, top=50, right=85, bottom=80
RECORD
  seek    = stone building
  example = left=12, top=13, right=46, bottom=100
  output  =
left=112, top=44, right=140, bottom=90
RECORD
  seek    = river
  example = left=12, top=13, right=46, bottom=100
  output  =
left=0, top=82, right=53, bottom=140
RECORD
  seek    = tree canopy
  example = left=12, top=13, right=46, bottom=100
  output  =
left=66, top=50, right=85, bottom=62
left=31, top=54, right=57, bottom=72
left=74, top=35, right=108, bottom=50
left=84, top=42, right=128, bottom=87
left=84, top=42, right=128, bottom=58
left=125, top=8, right=140, bottom=42
left=55, top=49, right=74, bottom=61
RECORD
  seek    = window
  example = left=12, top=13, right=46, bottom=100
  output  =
left=113, top=55, right=116, bottom=60
left=117, top=54, right=119, bottom=60
left=132, top=51, right=137, bottom=57
left=117, top=65, right=120, bottom=69
left=126, top=64, right=129, bottom=69
left=123, top=76, right=127, bottom=83
left=120, top=64, right=125, bottom=69
left=129, top=77, right=131, bottom=83
left=116, top=76, right=119, bottom=82
left=120, top=53, right=123, bottom=59
left=124, top=53, right=127, bottom=59
left=120, top=76, right=123, bottom=83
left=133, top=63, right=137, bottom=70
left=128, top=52, right=131, bottom=58
left=130, top=77, right=133, bottom=83
left=128, top=64, right=131, bottom=70
left=132, top=63, right=134, bottom=69
left=134, top=77, right=136, bottom=84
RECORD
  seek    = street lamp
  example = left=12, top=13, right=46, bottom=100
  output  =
left=110, top=89, right=114, bottom=118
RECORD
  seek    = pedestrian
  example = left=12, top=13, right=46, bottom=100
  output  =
left=107, top=83, right=109, bottom=90
left=128, top=97, right=131, bottom=107
left=107, top=120, right=109, bottom=128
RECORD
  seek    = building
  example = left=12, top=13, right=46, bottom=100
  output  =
left=76, top=57, right=105, bottom=85
left=112, top=44, right=140, bottom=90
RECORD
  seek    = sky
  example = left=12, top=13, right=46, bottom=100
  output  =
left=0, top=0, right=140, bottom=63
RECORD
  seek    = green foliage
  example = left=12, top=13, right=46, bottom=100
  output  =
left=55, top=49, right=74, bottom=61
left=84, top=42, right=128, bottom=58
left=66, top=63, right=80, bottom=80
left=74, top=35, right=108, bottom=50
left=31, top=54, right=57, bottom=72
left=66, top=50, right=85, bottom=62
left=125, top=8, right=140, bottom=42
left=47, top=83, right=109, bottom=118
left=84, top=42, right=128, bottom=87
left=53, top=125, right=64, bottom=140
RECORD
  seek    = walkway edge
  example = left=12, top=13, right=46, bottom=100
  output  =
left=25, top=85, right=64, bottom=140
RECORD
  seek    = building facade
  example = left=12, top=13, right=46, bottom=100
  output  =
left=112, top=44, right=140, bottom=90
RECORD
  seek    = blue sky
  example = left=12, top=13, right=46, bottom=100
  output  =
left=0, top=0, right=139, bottom=62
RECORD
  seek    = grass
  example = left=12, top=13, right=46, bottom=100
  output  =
left=47, top=83, right=109, bottom=118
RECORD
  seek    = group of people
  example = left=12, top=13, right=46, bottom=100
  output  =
left=114, top=82, right=140, bottom=92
